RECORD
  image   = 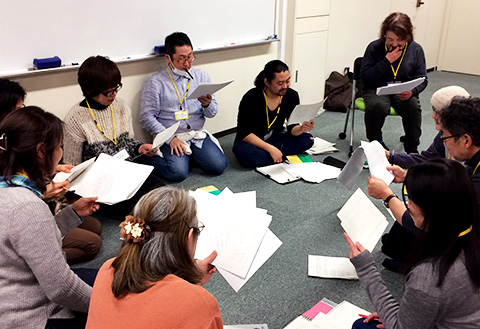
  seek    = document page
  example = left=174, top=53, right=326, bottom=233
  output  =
left=337, top=147, right=366, bottom=190
left=287, top=99, right=326, bottom=125
left=284, top=163, right=340, bottom=184
left=313, top=301, right=369, bottom=329
left=153, top=122, right=180, bottom=150
left=308, top=255, right=358, bottom=280
left=73, top=153, right=153, bottom=205
left=361, top=141, right=394, bottom=186
left=53, top=156, right=96, bottom=183
left=376, top=77, right=425, bottom=96
left=186, top=79, right=234, bottom=99
left=337, top=188, right=388, bottom=252
left=256, top=163, right=301, bottom=184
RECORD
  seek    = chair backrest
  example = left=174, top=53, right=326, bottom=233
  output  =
left=353, top=57, right=363, bottom=81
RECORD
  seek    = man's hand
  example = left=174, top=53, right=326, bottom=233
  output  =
left=387, top=164, right=407, bottom=183
left=385, top=46, right=403, bottom=63
left=268, top=145, right=283, bottom=163
left=169, top=137, right=187, bottom=157
left=300, top=120, right=314, bottom=133
left=198, top=94, right=212, bottom=107
left=196, top=250, right=218, bottom=286
left=72, top=197, right=100, bottom=217
left=398, top=90, right=412, bottom=101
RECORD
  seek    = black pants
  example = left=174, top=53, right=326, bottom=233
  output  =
left=363, top=89, right=422, bottom=153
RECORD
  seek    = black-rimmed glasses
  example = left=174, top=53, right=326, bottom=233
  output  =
left=172, top=54, right=196, bottom=64
left=185, top=220, right=205, bottom=235
left=439, top=134, right=460, bottom=142
left=101, top=83, right=123, bottom=97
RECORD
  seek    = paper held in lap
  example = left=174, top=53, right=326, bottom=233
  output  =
left=186, top=79, right=234, bottom=99
left=53, top=153, right=153, bottom=205
left=376, top=77, right=425, bottom=96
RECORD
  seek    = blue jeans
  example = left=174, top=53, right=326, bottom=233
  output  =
left=233, top=132, right=314, bottom=168
left=139, top=135, right=228, bottom=182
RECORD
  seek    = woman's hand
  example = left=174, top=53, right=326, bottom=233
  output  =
left=362, top=312, right=384, bottom=329
left=72, top=197, right=100, bottom=217
left=44, top=180, right=70, bottom=199
left=344, top=233, right=365, bottom=259
left=367, top=176, right=393, bottom=200
left=56, top=164, right=75, bottom=173
left=196, top=250, right=218, bottom=286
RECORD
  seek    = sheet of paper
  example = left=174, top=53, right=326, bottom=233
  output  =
left=283, top=162, right=341, bottom=184
left=361, top=141, right=394, bottom=186
left=73, top=153, right=153, bottom=205
left=256, top=163, right=301, bottom=184
left=314, top=301, right=369, bottom=329
left=308, top=255, right=358, bottom=280
left=307, top=313, right=343, bottom=329
left=153, top=121, right=180, bottom=149
left=224, top=325, right=268, bottom=329
left=113, top=149, right=130, bottom=160
left=186, top=79, right=234, bottom=99
left=376, top=77, right=425, bottom=96
left=53, top=156, right=96, bottom=183
left=287, top=99, right=326, bottom=125
left=302, top=300, right=334, bottom=320
left=306, top=137, right=338, bottom=155
left=337, top=188, right=388, bottom=252
left=337, top=147, right=366, bottom=190
left=218, top=229, right=282, bottom=292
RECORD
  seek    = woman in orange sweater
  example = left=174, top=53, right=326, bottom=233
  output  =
left=86, top=186, right=222, bottom=329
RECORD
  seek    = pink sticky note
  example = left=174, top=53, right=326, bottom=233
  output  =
left=302, top=301, right=334, bottom=320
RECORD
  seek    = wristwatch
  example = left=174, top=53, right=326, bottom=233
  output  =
left=383, top=194, right=398, bottom=208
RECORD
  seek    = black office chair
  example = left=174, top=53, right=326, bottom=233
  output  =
left=338, top=57, right=398, bottom=157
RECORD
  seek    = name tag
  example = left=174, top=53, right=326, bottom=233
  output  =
left=175, top=110, right=189, bottom=120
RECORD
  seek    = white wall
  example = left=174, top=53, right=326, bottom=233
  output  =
left=325, top=0, right=391, bottom=75
left=15, top=43, right=279, bottom=143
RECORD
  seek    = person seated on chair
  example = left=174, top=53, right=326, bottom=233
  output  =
left=368, top=97, right=480, bottom=272
left=386, top=85, right=470, bottom=168
left=361, top=12, right=428, bottom=154
left=140, top=32, right=228, bottom=182
left=85, top=186, right=222, bottom=329
left=347, top=158, right=480, bottom=329
left=64, top=55, right=164, bottom=220
left=232, top=60, right=314, bottom=168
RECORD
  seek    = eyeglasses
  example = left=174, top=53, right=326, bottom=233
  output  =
left=101, top=83, right=123, bottom=97
left=440, top=133, right=459, bottom=142
left=172, top=54, right=196, bottom=64
left=185, top=220, right=205, bottom=235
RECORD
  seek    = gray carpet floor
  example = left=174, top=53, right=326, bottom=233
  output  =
left=74, top=71, right=480, bottom=329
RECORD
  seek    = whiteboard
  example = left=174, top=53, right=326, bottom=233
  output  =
left=1, top=0, right=276, bottom=73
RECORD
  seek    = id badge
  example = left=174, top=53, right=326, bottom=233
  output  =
left=263, top=130, right=273, bottom=141
left=175, top=110, right=189, bottom=120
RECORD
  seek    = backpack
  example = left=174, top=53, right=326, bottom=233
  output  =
left=323, top=70, right=355, bottom=113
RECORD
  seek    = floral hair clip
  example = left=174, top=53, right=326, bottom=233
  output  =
left=119, top=215, right=151, bottom=244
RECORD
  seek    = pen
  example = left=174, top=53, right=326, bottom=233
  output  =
left=185, top=69, right=194, bottom=80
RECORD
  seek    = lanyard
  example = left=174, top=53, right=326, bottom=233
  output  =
left=167, top=67, right=190, bottom=110
left=473, top=161, right=480, bottom=175
left=386, top=42, right=408, bottom=80
left=86, top=100, right=117, bottom=147
left=263, top=91, right=282, bottom=130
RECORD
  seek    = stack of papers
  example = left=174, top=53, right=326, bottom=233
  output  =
left=306, top=137, right=338, bottom=155
left=257, top=162, right=341, bottom=184
left=53, top=153, right=153, bottom=205
left=337, top=188, right=389, bottom=252
left=376, top=77, right=425, bottom=96
left=192, top=187, right=282, bottom=292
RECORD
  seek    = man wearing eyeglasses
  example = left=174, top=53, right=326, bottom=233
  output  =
left=140, top=32, right=228, bottom=182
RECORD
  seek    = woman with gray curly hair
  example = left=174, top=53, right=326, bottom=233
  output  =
left=86, top=186, right=222, bottom=329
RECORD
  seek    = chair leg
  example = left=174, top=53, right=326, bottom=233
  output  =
left=339, top=105, right=350, bottom=140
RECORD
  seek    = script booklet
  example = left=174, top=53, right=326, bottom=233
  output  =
left=287, top=98, right=326, bottom=125
left=376, top=77, right=425, bottom=96
left=53, top=153, right=153, bottom=205
left=186, top=79, right=234, bottom=99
